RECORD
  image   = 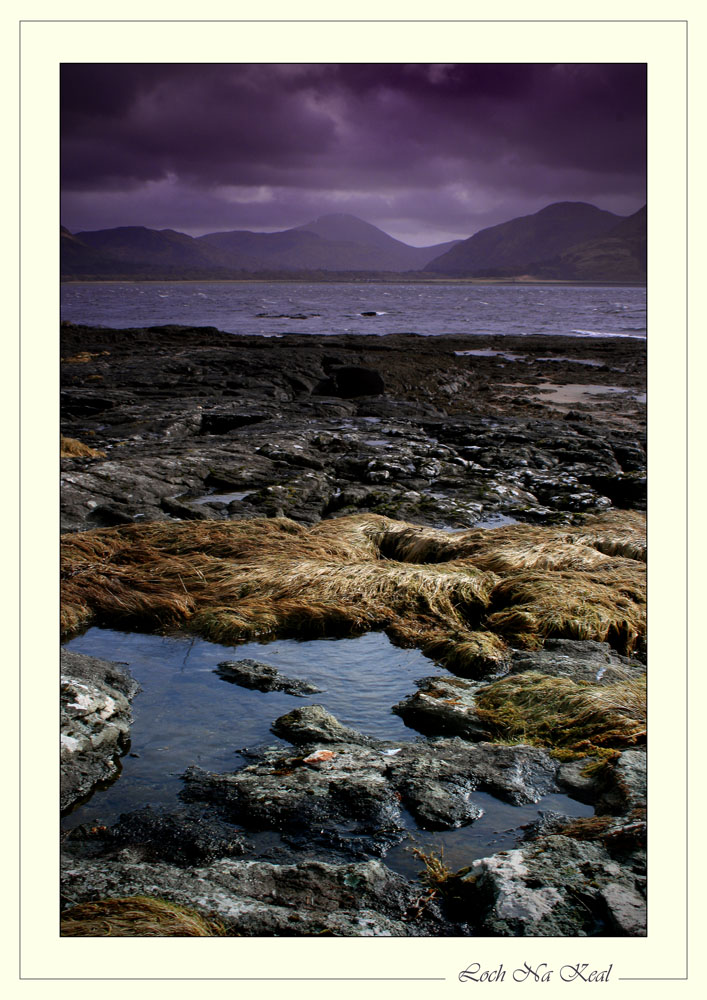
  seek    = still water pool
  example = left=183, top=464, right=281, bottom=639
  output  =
left=61, top=628, right=593, bottom=873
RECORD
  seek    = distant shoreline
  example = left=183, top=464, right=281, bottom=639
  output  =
left=61, top=277, right=647, bottom=288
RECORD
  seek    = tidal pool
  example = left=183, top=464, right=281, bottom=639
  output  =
left=61, top=628, right=593, bottom=868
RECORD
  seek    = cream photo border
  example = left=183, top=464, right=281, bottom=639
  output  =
left=13, top=3, right=693, bottom=996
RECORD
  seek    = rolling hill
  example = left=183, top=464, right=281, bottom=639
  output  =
left=424, top=202, right=626, bottom=277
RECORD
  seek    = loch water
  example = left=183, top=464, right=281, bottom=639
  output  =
left=61, top=280, right=646, bottom=339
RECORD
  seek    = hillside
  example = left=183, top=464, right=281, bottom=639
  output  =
left=60, top=206, right=645, bottom=282
left=62, top=215, right=461, bottom=279
left=425, top=202, right=625, bottom=277
left=531, top=206, right=646, bottom=282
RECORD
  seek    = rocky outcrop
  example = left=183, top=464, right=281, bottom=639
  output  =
left=181, top=730, right=563, bottom=838
left=60, top=327, right=646, bottom=533
left=60, top=651, right=139, bottom=812
left=458, top=833, right=646, bottom=936
left=59, top=325, right=647, bottom=937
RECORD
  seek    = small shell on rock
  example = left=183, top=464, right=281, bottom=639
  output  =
left=303, top=749, right=336, bottom=764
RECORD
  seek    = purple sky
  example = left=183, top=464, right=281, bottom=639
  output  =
left=61, top=63, right=646, bottom=246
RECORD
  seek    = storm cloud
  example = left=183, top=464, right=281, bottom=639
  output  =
left=61, top=63, right=646, bottom=245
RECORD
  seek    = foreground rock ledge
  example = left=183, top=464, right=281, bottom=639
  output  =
left=60, top=857, right=450, bottom=936
left=61, top=650, right=139, bottom=812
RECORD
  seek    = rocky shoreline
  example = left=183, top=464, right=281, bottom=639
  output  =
left=60, top=324, right=646, bottom=936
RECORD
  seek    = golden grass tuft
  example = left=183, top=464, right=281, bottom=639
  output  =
left=60, top=435, right=106, bottom=459
left=486, top=564, right=645, bottom=654
left=61, top=511, right=645, bottom=667
left=474, top=668, right=646, bottom=754
left=60, top=896, right=226, bottom=936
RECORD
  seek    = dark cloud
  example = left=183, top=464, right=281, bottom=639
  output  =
left=61, top=63, right=646, bottom=244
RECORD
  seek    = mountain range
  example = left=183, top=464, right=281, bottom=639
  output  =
left=61, top=203, right=646, bottom=282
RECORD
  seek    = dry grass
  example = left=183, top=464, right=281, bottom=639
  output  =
left=486, top=564, right=645, bottom=654
left=381, top=509, right=647, bottom=573
left=474, top=668, right=646, bottom=754
left=60, top=896, right=226, bottom=936
left=61, top=510, right=645, bottom=667
left=60, top=435, right=106, bottom=459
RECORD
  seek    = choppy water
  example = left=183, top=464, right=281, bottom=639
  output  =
left=61, top=281, right=646, bottom=339
left=61, top=628, right=593, bottom=873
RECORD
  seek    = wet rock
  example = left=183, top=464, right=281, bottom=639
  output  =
left=595, top=749, right=647, bottom=816
left=271, top=705, right=375, bottom=744
left=86, top=503, right=137, bottom=527
left=215, top=659, right=321, bottom=697
left=160, top=496, right=216, bottom=520
left=61, top=651, right=139, bottom=811
left=509, top=638, right=644, bottom=684
left=60, top=856, right=451, bottom=936
left=393, top=676, right=488, bottom=740
left=181, top=744, right=403, bottom=837
left=61, top=329, right=645, bottom=532
left=183, top=724, right=562, bottom=838
left=392, top=739, right=561, bottom=811
left=556, top=759, right=605, bottom=804
left=200, top=410, right=269, bottom=434
left=460, top=834, right=645, bottom=936
left=64, top=805, right=246, bottom=867
left=315, top=366, right=385, bottom=399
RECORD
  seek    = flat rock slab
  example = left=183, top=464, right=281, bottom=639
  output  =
left=215, top=658, right=321, bottom=697
left=61, top=650, right=139, bottom=812
left=60, top=856, right=449, bottom=936
left=66, top=805, right=248, bottom=867
left=61, top=328, right=645, bottom=532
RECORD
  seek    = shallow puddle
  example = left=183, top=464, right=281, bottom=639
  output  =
left=501, top=382, right=634, bottom=406
left=188, top=490, right=253, bottom=506
left=385, top=791, right=594, bottom=880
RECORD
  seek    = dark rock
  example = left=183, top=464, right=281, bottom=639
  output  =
left=160, top=496, right=215, bottom=520
left=180, top=745, right=403, bottom=836
left=182, top=725, right=562, bottom=838
left=60, top=651, right=139, bottom=812
left=392, top=739, right=561, bottom=811
left=595, top=750, right=647, bottom=816
left=103, top=806, right=246, bottom=866
left=215, top=659, right=321, bottom=697
left=315, top=366, right=385, bottom=399
left=200, top=411, right=269, bottom=434
left=86, top=503, right=137, bottom=527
